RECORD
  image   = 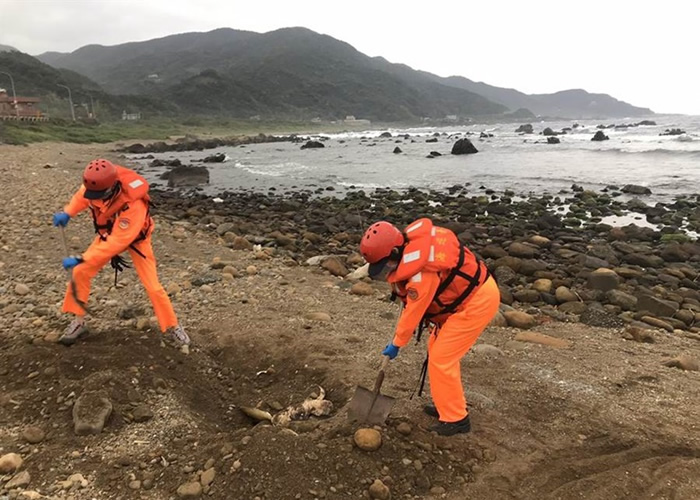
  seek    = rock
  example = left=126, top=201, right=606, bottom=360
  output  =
left=515, top=124, right=534, bottom=134
left=471, top=344, right=504, bottom=356
left=200, top=467, right=216, bottom=486
left=513, top=289, right=541, bottom=303
left=623, top=326, right=655, bottom=343
left=129, top=480, right=141, bottom=490
left=305, top=312, right=331, bottom=322
left=591, top=131, right=609, bottom=141
left=529, top=235, right=551, bottom=248
left=430, top=486, right=447, bottom=496
left=555, top=286, right=578, bottom=303
left=514, top=331, right=572, bottom=349
left=177, top=481, right=203, bottom=498
left=231, top=236, right=253, bottom=250
left=508, top=242, right=537, bottom=258
left=72, top=391, right=113, bottom=435
left=14, top=283, right=30, bottom=296
left=168, top=166, right=210, bottom=187
left=641, top=316, right=674, bottom=332
left=451, top=138, right=478, bottom=155
left=350, top=282, right=375, bottom=296
left=354, top=428, right=382, bottom=451
left=621, top=184, right=652, bottom=195
left=488, top=311, right=508, bottom=327
left=533, top=279, right=553, bottom=293
left=587, top=268, right=619, bottom=291
left=559, top=301, right=587, bottom=315
left=601, top=290, right=635, bottom=312
left=6, top=470, right=31, bottom=489
left=503, top=311, right=536, bottom=329
left=301, top=140, right=325, bottom=149
left=22, top=426, right=45, bottom=444
left=347, top=263, right=370, bottom=281
left=396, top=422, right=412, bottom=436
left=321, top=257, right=348, bottom=277
left=166, top=282, right=182, bottom=295
left=623, top=252, right=663, bottom=268
left=542, top=127, right=557, bottom=136
left=393, top=147, right=402, bottom=154
left=369, top=479, right=391, bottom=500
left=202, top=152, right=226, bottom=163
left=245, top=265, right=257, bottom=275
left=0, top=453, right=23, bottom=473
left=637, top=295, right=679, bottom=317
left=659, top=128, right=685, bottom=136
left=663, top=355, right=699, bottom=371
left=547, top=136, right=560, bottom=144
left=132, top=405, right=154, bottom=422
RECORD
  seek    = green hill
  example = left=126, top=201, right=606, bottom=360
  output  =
left=0, top=50, right=173, bottom=120
left=37, top=27, right=508, bottom=121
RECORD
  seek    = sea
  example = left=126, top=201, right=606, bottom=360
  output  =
left=131, top=114, right=700, bottom=206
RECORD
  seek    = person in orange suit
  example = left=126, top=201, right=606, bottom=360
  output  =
left=52, top=158, right=190, bottom=348
left=360, top=218, right=500, bottom=435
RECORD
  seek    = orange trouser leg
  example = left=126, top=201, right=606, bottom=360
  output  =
left=62, top=236, right=104, bottom=316
left=128, top=236, right=178, bottom=333
left=427, top=276, right=501, bottom=423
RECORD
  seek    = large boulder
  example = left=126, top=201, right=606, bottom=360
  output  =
left=451, top=138, right=478, bottom=155
left=167, top=166, right=210, bottom=187
left=301, top=140, right=325, bottom=149
left=515, top=124, right=534, bottom=134
left=547, top=136, right=561, bottom=144
left=73, top=391, right=113, bottom=435
left=621, top=184, right=652, bottom=195
left=637, top=295, right=679, bottom=317
left=587, top=268, right=620, bottom=291
left=542, top=127, right=557, bottom=136
left=202, top=152, right=226, bottom=163
left=591, top=131, right=609, bottom=141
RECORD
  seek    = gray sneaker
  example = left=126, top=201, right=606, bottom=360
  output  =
left=59, top=319, right=87, bottom=346
left=167, top=325, right=191, bottom=347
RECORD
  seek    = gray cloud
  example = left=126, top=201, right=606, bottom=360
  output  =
left=1, top=0, right=698, bottom=114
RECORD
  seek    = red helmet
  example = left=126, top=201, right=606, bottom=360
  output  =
left=360, top=221, right=404, bottom=263
left=83, top=159, right=118, bottom=199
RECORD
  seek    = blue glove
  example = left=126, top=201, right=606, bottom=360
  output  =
left=62, top=256, right=82, bottom=270
left=382, top=343, right=400, bottom=360
left=53, top=212, right=71, bottom=227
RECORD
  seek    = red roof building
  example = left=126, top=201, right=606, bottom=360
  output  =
left=0, top=89, right=45, bottom=120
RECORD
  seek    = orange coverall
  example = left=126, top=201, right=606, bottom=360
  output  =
left=392, top=274, right=501, bottom=423
left=62, top=186, right=178, bottom=332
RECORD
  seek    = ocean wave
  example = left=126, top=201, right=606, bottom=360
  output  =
left=591, top=148, right=700, bottom=157
left=233, top=161, right=311, bottom=177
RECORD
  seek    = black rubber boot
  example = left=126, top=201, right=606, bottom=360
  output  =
left=423, top=405, right=440, bottom=418
left=431, top=415, right=471, bottom=436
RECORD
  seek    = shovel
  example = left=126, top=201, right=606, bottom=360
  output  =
left=347, top=355, right=396, bottom=425
left=58, top=226, right=89, bottom=314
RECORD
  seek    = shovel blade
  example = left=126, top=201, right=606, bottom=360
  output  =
left=347, top=385, right=396, bottom=425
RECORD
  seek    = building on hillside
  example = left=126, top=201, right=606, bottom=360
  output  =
left=0, top=89, right=47, bottom=121
left=344, top=115, right=371, bottom=126
left=122, top=110, right=142, bottom=121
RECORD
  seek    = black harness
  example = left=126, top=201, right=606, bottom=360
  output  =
left=90, top=188, right=153, bottom=285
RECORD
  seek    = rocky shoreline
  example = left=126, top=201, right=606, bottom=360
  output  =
left=150, top=184, right=700, bottom=335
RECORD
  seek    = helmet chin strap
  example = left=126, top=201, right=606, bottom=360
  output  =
left=102, top=181, right=121, bottom=201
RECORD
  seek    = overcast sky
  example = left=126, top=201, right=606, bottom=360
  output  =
left=1, top=0, right=698, bottom=114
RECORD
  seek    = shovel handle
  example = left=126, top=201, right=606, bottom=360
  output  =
left=373, top=355, right=391, bottom=393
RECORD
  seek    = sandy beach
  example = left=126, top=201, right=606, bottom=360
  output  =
left=1, top=140, right=699, bottom=500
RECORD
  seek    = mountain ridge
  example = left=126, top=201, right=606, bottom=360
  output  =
left=30, top=27, right=653, bottom=120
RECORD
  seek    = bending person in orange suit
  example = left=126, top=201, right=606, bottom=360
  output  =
left=360, top=218, right=500, bottom=435
left=52, top=158, right=190, bottom=348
